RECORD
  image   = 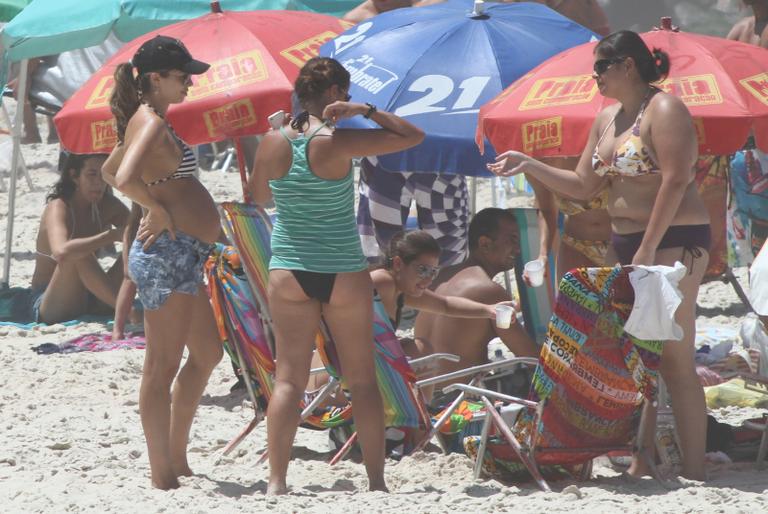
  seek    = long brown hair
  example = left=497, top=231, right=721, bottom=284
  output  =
left=109, top=63, right=167, bottom=142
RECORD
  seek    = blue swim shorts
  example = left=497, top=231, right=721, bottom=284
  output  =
left=128, top=230, right=214, bottom=310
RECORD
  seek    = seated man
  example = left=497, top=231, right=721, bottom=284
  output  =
left=414, top=208, right=538, bottom=393
left=31, top=153, right=128, bottom=323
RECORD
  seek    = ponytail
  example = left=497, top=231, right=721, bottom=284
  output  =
left=110, top=63, right=141, bottom=143
left=109, top=63, right=160, bottom=142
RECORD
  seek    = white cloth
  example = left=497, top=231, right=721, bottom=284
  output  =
left=624, top=262, right=687, bottom=341
left=750, top=242, right=768, bottom=316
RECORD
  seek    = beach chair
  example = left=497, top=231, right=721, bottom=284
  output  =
left=511, top=207, right=557, bottom=344
left=210, top=202, right=439, bottom=462
left=438, top=266, right=664, bottom=492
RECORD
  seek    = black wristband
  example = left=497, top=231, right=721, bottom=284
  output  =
left=363, top=103, right=378, bottom=119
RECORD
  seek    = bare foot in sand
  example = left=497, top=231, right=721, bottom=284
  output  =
left=369, top=481, right=389, bottom=492
left=173, top=463, right=193, bottom=478
left=151, top=474, right=181, bottom=490
left=267, top=480, right=289, bottom=496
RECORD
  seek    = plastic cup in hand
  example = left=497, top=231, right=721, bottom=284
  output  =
left=524, top=259, right=545, bottom=287
left=495, top=305, right=514, bottom=329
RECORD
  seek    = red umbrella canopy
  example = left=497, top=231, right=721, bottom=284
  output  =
left=477, top=24, right=768, bottom=157
left=55, top=8, right=351, bottom=153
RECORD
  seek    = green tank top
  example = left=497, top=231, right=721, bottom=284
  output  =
left=268, top=124, right=367, bottom=273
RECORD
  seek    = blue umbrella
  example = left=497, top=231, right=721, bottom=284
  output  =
left=320, top=0, right=597, bottom=176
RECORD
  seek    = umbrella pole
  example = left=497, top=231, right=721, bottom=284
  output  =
left=234, top=137, right=251, bottom=203
left=2, top=59, right=28, bottom=288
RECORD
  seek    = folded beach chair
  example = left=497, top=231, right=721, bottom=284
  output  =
left=510, top=207, right=556, bottom=344
left=210, top=202, right=436, bottom=461
left=439, top=266, right=664, bottom=492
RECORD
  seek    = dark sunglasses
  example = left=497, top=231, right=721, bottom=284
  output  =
left=415, top=263, right=440, bottom=280
left=593, top=57, right=625, bottom=76
left=344, top=93, right=352, bottom=102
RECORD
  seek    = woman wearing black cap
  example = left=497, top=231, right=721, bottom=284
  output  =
left=102, top=36, right=223, bottom=490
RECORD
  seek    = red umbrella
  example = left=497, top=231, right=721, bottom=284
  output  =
left=477, top=18, right=768, bottom=157
left=54, top=3, right=350, bottom=154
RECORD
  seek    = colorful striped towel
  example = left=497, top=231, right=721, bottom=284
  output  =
left=464, top=266, right=664, bottom=479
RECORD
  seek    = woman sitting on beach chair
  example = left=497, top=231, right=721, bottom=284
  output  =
left=31, top=153, right=128, bottom=324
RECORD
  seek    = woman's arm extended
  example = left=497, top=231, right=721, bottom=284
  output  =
left=631, top=94, right=698, bottom=265
left=405, top=289, right=497, bottom=319
left=487, top=111, right=610, bottom=201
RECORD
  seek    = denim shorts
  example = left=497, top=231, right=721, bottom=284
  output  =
left=128, top=230, right=214, bottom=310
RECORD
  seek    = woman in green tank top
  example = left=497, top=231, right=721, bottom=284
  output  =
left=247, top=57, right=424, bottom=495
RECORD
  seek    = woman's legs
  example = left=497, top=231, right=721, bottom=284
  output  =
left=266, top=270, right=322, bottom=495
left=322, top=271, right=387, bottom=492
left=168, top=286, right=223, bottom=476
left=627, top=247, right=709, bottom=480
left=141, top=292, right=195, bottom=490
left=39, top=253, right=123, bottom=323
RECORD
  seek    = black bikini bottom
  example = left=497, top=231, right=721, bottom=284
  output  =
left=291, top=270, right=337, bottom=303
left=612, top=224, right=711, bottom=268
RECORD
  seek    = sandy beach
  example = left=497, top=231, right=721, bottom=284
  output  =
left=1, top=112, right=767, bottom=513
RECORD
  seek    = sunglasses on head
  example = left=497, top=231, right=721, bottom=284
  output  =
left=415, top=263, right=440, bottom=280
left=593, top=57, right=626, bottom=76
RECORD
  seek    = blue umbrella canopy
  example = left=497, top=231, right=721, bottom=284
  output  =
left=321, top=0, right=598, bottom=176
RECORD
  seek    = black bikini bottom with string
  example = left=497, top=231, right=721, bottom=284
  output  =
left=612, top=224, right=711, bottom=273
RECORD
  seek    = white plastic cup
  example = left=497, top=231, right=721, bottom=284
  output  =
left=495, top=305, right=514, bottom=329
left=524, top=259, right=545, bottom=287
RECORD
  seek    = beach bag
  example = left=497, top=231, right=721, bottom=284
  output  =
left=0, top=287, right=35, bottom=323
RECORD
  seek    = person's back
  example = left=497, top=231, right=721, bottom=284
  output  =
left=269, top=124, right=365, bottom=273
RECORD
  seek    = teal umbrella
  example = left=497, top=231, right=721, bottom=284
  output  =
left=2, top=0, right=359, bottom=60
left=0, top=0, right=30, bottom=22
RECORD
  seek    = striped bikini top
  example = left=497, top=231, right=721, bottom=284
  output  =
left=592, top=87, right=661, bottom=178
left=146, top=117, right=197, bottom=187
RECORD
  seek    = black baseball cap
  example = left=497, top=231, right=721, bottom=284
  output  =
left=131, top=35, right=210, bottom=76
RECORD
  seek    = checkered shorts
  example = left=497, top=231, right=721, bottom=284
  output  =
left=357, top=159, right=469, bottom=266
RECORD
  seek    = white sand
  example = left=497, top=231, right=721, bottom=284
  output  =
left=1, top=116, right=767, bottom=512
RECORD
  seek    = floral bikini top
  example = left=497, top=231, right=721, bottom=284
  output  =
left=592, top=87, right=661, bottom=177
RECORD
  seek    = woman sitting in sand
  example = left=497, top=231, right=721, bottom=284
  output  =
left=101, top=36, right=222, bottom=490
left=488, top=30, right=710, bottom=480
left=31, top=153, right=128, bottom=324
left=247, top=57, right=423, bottom=495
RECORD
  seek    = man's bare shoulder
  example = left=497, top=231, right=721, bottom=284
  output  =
left=434, top=265, right=510, bottom=302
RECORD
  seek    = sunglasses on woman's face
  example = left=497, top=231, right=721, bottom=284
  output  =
left=415, top=263, right=440, bottom=280
left=593, top=57, right=625, bottom=76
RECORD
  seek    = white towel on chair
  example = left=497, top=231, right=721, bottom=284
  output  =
left=624, top=262, right=687, bottom=341
left=750, top=243, right=768, bottom=316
